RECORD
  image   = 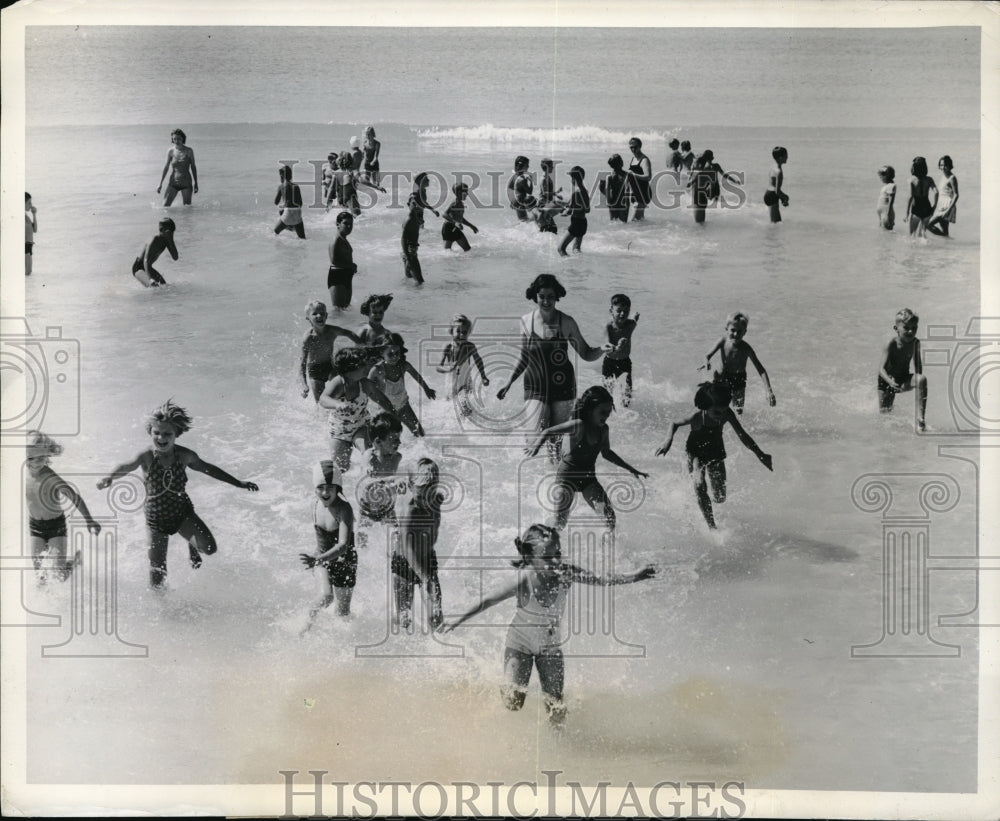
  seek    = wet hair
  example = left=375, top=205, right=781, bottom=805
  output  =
left=304, top=299, right=327, bottom=316
left=629, top=137, right=642, bottom=149
left=451, top=313, right=472, bottom=333
left=413, top=171, right=429, bottom=187
left=514, top=155, right=529, bottom=171
left=772, top=146, right=787, bottom=162
left=525, top=273, right=566, bottom=302
left=512, top=523, right=560, bottom=568
left=25, top=192, right=32, bottom=201
left=375, top=331, right=408, bottom=357
left=668, top=138, right=680, bottom=150
left=700, top=149, right=715, bottom=163
left=452, top=182, right=469, bottom=196
left=158, top=218, right=176, bottom=233
left=895, top=307, right=919, bottom=325
left=336, top=211, right=354, bottom=225
left=338, top=154, right=352, bottom=169
left=359, top=293, right=393, bottom=316
left=680, top=140, right=691, bottom=152
left=333, top=346, right=370, bottom=375
left=610, top=293, right=631, bottom=312
left=364, top=125, right=376, bottom=138
left=328, top=152, right=337, bottom=161
left=726, top=311, right=749, bottom=330
left=607, top=154, right=624, bottom=169
left=569, top=165, right=585, bottom=181
left=540, top=158, right=554, bottom=172
left=694, top=381, right=731, bottom=410
left=572, top=385, right=615, bottom=424
left=938, top=155, right=953, bottom=170
left=145, top=400, right=192, bottom=436
left=26, top=430, right=63, bottom=460
left=278, top=164, right=291, bottom=181
left=878, top=165, right=895, bottom=183
left=369, top=411, right=403, bottom=441
left=911, top=157, right=928, bottom=177
left=171, top=128, right=187, bottom=144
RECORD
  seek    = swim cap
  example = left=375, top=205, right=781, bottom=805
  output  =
left=313, top=460, right=343, bottom=488
left=350, top=136, right=360, bottom=148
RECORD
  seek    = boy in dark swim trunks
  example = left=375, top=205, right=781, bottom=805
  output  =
left=328, top=212, right=358, bottom=310
left=702, top=311, right=776, bottom=415
left=877, top=308, right=927, bottom=430
left=299, top=460, right=358, bottom=632
left=558, top=166, right=590, bottom=256
left=131, top=218, right=177, bottom=287
left=300, top=300, right=362, bottom=402
left=655, top=382, right=773, bottom=530
left=602, top=294, right=639, bottom=407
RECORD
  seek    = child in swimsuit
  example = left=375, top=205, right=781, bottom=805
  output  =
left=877, top=308, right=927, bottom=431
left=441, top=523, right=655, bottom=725
left=390, top=458, right=445, bottom=631
left=327, top=212, right=358, bottom=311
left=598, top=154, right=630, bottom=223
left=320, top=346, right=397, bottom=474
left=299, top=460, right=357, bottom=633
left=156, top=128, right=198, bottom=207
left=356, top=293, right=394, bottom=346
left=300, top=300, right=362, bottom=402
left=876, top=165, right=897, bottom=231
left=905, top=156, right=938, bottom=239
left=680, top=140, right=695, bottom=172
left=535, top=158, right=564, bottom=234
left=558, top=166, right=590, bottom=257
left=527, top=386, right=648, bottom=532
left=442, top=183, right=478, bottom=252
left=367, top=332, right=436, bottom=438
left=507, top=155, right=538, bottom=222
left=927, top=155, right=959, bottom=238
left=274, top=164, right=306, bottom=239
left=701, top=311, right=776, bottom=415
left=25, top=192, right=37, bottom=276
left=97, top=401, right=259, bottom=588
left=765, top=146, right=789, bottom=224
left=355, top=412, right=404, bottom=547
left=401, top=174, right=439, bottom=285
left=322, top=153, right=339, bottom=203
left=25, top=431, right=101, bottom=584
left=655, top=382, right=773, bottom=530
left=131, top=218, right=178, bottom=287
left=437, top=313, right=489, bottom=418
left=362, top=126, right=381, bottom=186
left=602, top=294, right=639, bottom=408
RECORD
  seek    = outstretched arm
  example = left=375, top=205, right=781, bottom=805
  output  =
left=726, top=409, right=772, bottom=470
left=564, top=314, right=612, bottom=362
left=526, top=419, right=578, bottom=457
left=601, top=429, right=648, bottom=478
left=471, top=347, right=489, bottom=383
left=186, top=449, right=259, bottom=490
left=60, top=479, right=102, bottom=533
left=439, top=581, right=519, bottom=632
left=405, top=361, right=437, bottom=399
left=703, top=337, right=725, bottom=371
left=97, top=452, right=147, bottom=488
left=565, top=562, right=656, bottom=585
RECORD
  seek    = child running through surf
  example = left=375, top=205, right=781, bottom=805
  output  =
left=97, top=401, right=259, bottom=588
left=602, top=294, right=639, bottom=407
left=655, top=381, right=773, bottom=530
left=368, top=332, right=436, bottom=437
left=355, top=412, right=404, bottom=547
left=131, top=218, right=177, bottom=287
left=701, top=311, right=776, bottom=414
left=440, top=523, right=655, bottom=725
left=356, top=293, right=394, bottom=346
left=877, top=307, right=927, bottom=431
left=437, top=313, right=489, bottom=418
left=25, top=431, right=102, bottom=585
left=273, top=164, right=306, bottom=239
left=299, top=460, right=357, bottom=632
left=300, top=300, right=362, bottom=402
left=526, top=386, right=647, bottom=532
left=442, top=183, right=478, bottom=252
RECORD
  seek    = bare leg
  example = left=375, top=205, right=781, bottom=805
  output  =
left=177, top=513, right=218, bottom=570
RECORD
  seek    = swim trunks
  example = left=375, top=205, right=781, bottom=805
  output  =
left=26, top=243, right=34, bottom=255
left=390, top=548, right=439, bottom=585
left=567, top=216, right=588, bottom=238
left=315, top=526, right=358, bottom=588
left=280, top=207, right=303, bottom=227
left=441, top=222, right=464, bottom=242
left=327, top=266, right=355, bottom=289
left=307, top=361, right=334, bottom=382
left=30, top=513, right=67, bottom=542
left=132, top=258, right=166, bottom=285
left=601, top=356, right=632, bottom=379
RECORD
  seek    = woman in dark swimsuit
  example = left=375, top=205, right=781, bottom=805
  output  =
left=157, top=128, right=198, bottom=207
left=627, top=137, right=653, bottom=220
left=362, top=126, right=381, bottom=186
left=497, top=274, right=612, bottom=463
left=906, top=156, right=938, bottom=238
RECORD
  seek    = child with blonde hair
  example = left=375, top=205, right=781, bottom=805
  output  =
left=438, top=313, right=489, bottom=417
left=702, top=311, right=776, bottom=414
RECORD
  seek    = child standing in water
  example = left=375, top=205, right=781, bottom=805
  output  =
left=362, top=126, right=381, bottom=187
left=927, top=156, right=959, bottom=238
left=558, top=166, right=590, bottom=256
left=441, top=524, right=655, bottom=725
left=327, top=212, right=358, bottom=310
left=702, top=311, right=776, bottom=414
left=667, top=138, right=683, bottom=173
left=299, top=460, right=357, bottom=632
left=131, top=218, right=178, bottom=287
left=905, top=156, right=938, bottom=238
left=655, top=382, right=773, bottom=530
left=368, top=332, right=436, bottom=437
left=876, top=166, right=897, bottom=230
left=877, top=308, right=927, bottom=430
left=391, top=458, right=445, bottom=631
left=97, top=401, right=258, bottom=588
left=527, top=386, right=648, bottom=532
left=602, top=294, right=639, bottom=408
left=598, top=154, right=630, bottom=223
left=442, top=183, right=478, bottom=252
left=356, top=293, right=394, bottom=345
left=25, top=431, right=102, bottom=584
left=273, top=165, right=305, bottom=239
left=764, top=146, right=789, bottom=223
left=536, top=159, right=564, bottom=234
left=401, top=173, right=439, bottom=285
left=300, top=300, right=362, bottom=402
left=438, top=313, right=490, bottom=417
left=25, top=193, right=37, bottom=276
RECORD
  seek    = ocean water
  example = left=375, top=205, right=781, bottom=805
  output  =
left=13, top=25, right=984, bottom=799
